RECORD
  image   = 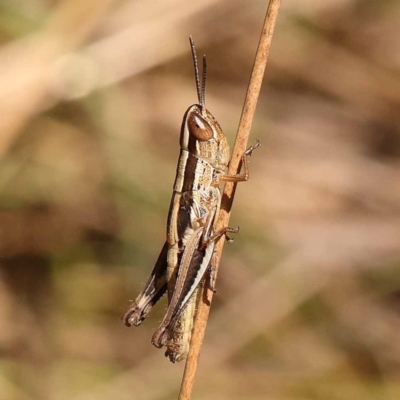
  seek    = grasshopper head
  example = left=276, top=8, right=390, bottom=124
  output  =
left=180, top=104, right=230, bottom=168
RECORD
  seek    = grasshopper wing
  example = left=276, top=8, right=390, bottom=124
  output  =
left=152, top=227, right=214, bottom=348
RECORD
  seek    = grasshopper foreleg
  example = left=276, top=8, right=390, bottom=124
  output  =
left=220, top=139, right=260, bottom=183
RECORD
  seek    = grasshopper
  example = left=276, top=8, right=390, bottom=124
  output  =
left=122, top=37, right=259, bottom=363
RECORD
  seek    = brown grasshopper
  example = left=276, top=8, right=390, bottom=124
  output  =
left=122, top=37, right=259, bottom=363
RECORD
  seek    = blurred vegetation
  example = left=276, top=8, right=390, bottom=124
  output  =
left=0, top=0, right=400, bottom=399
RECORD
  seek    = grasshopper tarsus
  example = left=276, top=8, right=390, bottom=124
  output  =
left=228, top=225, right=240, bottom=234
left=245, top=139, right=261, bottom=156
left=122, top=306, right=144, bottom=327
left=206, top=225, right=239, bottom=245
left=151, top=327, right=169, bottom=349
left=224, top=225, right=240, bottom=243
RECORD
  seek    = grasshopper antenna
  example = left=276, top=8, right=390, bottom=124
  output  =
left=201, top=54, right=207, bottom=112
left=189, top=36, right=206, bottom=112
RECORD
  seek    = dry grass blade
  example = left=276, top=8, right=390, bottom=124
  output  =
left=178, top=1, right=281, bottom=399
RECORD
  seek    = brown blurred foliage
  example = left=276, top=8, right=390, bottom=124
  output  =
left=0, top=0, right=400, bottom=399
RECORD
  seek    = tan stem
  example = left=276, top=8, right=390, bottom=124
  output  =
left=178, top=1, right=281, bottom=399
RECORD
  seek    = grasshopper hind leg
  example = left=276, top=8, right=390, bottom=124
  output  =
left=122, top=241, right=169, bottom=327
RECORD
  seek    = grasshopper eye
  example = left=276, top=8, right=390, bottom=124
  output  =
left=188, top=114, right=213, bottom=141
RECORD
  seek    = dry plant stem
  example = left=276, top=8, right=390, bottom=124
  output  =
left=178, top=1, right=281, bottom=399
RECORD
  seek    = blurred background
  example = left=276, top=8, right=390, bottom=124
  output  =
left=1, top=0, right=400, bottom=399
